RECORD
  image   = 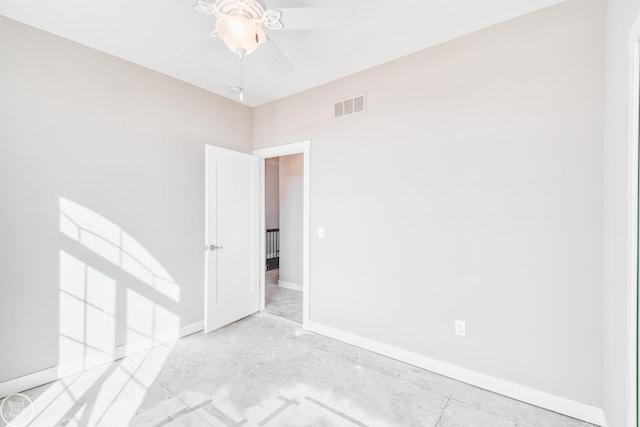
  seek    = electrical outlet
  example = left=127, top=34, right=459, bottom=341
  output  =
left=455, top=320, right=466, bottom=337
left=318, top=226, right=325, bottom=239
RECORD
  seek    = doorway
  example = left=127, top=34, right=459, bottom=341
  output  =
left=254, top=141, right=311, bottom=327
left=264, top=154, right=303, bottom=323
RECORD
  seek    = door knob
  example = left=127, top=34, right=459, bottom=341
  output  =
left=208, top=245, right=222, bottom=251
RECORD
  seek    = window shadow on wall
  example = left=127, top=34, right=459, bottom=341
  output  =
left=10, top=198, right=185, bottom=426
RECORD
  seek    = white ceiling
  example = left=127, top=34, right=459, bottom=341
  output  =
left=0, top=0, right=563, bottom=107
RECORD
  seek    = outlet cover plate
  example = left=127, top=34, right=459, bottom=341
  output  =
left=455, top=320, right=466, bottom=337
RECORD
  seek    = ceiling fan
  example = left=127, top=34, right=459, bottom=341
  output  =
left=175, top=0, right=354, bottom=100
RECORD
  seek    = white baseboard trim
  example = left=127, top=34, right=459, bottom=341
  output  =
left=304, top=320, right=606, bottom=427
left=113, top=320, right=203, bottom=361
left=278, top=280, right=302, bottom=291
left=0, top=366, right=59, bottom=402
left=0, top=320, right=203, bottom=399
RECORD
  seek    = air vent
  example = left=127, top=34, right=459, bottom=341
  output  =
left=334, top=93, right=366, bottom=119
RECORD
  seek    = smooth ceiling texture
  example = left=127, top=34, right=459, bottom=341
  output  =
left=0, top=0, right=563, bottom=106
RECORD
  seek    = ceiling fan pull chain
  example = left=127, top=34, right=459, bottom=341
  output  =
left=240, top=54, right=245, bottom=101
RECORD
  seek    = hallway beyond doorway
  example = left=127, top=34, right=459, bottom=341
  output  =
left=265, top=269, right=302, bottom=324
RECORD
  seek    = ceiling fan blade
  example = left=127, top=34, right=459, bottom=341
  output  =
left=278, top=7, right=354, bottom=30
left=255, top=39, right=294, bottom=75
left=172, top=31, right=221, bottom=61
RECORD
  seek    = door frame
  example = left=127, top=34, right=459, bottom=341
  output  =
left=628, top=13, right=640, bottom=427
left=253, top=140, right=311, bottom=326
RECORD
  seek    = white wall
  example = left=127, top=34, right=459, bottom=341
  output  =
left=265, top=159, right=280, bottom=230
left=255, top=0, right=604, bottom=409
left=4, top=1, right=631, bottom=421
left=278, top=154, right=303, bottom=286
left=0, top=16, right=253, bottom=384
left=602, top=0, right=640, bottom=425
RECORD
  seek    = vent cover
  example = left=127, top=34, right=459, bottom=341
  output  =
left=334, top=93, right=366, bottom=118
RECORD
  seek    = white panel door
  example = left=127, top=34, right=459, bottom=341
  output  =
left=205, top=145, right=260, bottom=333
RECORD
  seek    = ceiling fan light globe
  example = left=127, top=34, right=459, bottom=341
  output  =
left=216, top=14, right=266, bottom=56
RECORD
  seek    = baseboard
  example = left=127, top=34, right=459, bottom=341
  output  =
left=304, top=320, right=606, bottom=426
left=0, top=366, right=60, bottom=402
left=278, top=280, right=302, bottom=291
left=113, top=320, right=203, bottom=360
left=0, top=320, right=203, bottom=399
